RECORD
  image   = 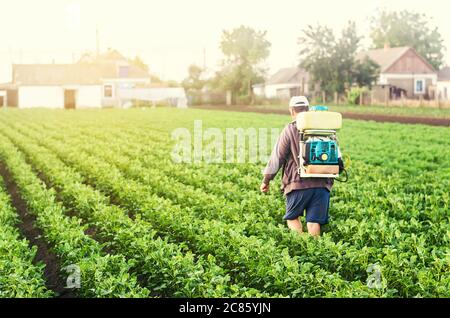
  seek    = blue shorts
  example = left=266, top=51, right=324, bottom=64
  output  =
left=284, top=188, right=330, bottom=225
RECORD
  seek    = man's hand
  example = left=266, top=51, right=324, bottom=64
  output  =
left=260, top=182, right=269, bottom=193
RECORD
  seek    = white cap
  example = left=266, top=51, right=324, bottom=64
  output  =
left=289, top=96, right=309, bottom=108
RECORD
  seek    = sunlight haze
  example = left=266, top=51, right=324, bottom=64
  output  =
left=1, top=0, right=449, bottom=83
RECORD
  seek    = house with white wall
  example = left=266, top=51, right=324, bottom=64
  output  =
left=0, top=49, right=187, bottom=108
left=252, top=67, right=310, bottom=100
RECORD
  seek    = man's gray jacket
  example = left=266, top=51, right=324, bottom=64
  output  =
left=263, top=121, right=333, bottom=195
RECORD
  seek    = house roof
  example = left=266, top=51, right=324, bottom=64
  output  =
left=357, top=46, right=436, bottom=74
left=78, top=49, right=128, bottom=64
left=12, top=63, right=149, bottom=85
left=267, top=67, right=309, bottom=85
left=97, top=49, right=127, bottom=61
left=357, top=47, right=411, bottom=72
left=438, top=67, right=450, bottom=81
left=125, top=65, right=150, bottom=78
left=6, top=49, right=151, bottom=86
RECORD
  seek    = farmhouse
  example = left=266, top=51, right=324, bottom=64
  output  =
left=437, top=67, right=450, bottom=100
left=253, top=67, right=310, bottom=99
left=357, top=46, right=438, bottom=100
left=0, top=49, right=187, bottom=108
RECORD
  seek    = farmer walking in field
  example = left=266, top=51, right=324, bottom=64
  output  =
left=260, top=96, right=344, bottom=237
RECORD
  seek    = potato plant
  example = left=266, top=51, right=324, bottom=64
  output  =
left=0, top=179, right=52, bottom=298
left=0, top=108, right=448, bottom=298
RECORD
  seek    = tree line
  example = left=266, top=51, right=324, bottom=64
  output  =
left=181, top=9, right=446, bottom=104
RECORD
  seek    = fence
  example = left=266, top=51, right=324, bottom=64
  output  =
left=189, top=89, right=450, bottom=109
left=308, top=90, right=450, bottom=109
left=188, top=91, right=227, bottom=106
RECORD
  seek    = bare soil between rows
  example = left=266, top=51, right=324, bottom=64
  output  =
left=0, top=161, right=76, bottom=298
left=194, top=105, right=450, bottom=127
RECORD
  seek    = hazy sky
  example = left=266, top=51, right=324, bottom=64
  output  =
left=1, top=0, right=449, bottom=83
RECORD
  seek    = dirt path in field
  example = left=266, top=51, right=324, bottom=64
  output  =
left=0, top=161, right=76, bottom=298
left=194, top=105, right=450, bottom=127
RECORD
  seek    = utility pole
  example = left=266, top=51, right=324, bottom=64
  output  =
left=96, top=28, right=100, bottom=56
left=8, top=45, right=13, bottom=64
left=203, top=48, right=206, bottom=71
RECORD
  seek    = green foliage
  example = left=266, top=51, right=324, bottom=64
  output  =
left=215, top=25, right=271, bottom=102
left=347, top=87, right=367, bottom=105
left=0, top=108, right=448, bottom=298
left=220, top=26, right=270, bottom=65
left=128, top=55, right=164, bottom=85
left=298, top=24, right=336, bottom=93
left=353, top=57, right=380, bottom=89
left=0, top=118, right=271, bottom=298
left=0, top=134, right=151, bottom=298
left=150, top=74, right=163, bottom=84
left=0, top=182, right=53, bottom=298
left=166, top=80, right=180, bottom=88
left=299, top=21, right=379, bottom=94
left=182, top=64, right=205, bottom=94
left=370, top=9, right=445, bottom=70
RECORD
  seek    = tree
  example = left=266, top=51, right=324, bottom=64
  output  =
left=128, top=55, right=163, bottom=83
left=298, top=21, right=379, bottom=94
left=370, top=9, right=445, bottom=70
left=149, top=74, right=163, bottom=84
left=166, top=80, right=180, bottom=88
left=216, top=25, right=271, bottom=103
left=298, top=24, right=335, bottom=94
left=334, top=22, right=361, bottom=92
left=182, top=64, right=205, bottom=93
left=352, top=57, right=380, bottom=89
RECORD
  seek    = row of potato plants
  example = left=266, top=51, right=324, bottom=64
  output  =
left=0, top=134, right=150, bottom=298
left=0, top=178, right=52, bottom=298
left=30, top=111, right=447, bottom=227
left=36, top=121, right=384, bottom=285
left=45, top=123, right=450, bottom=297
left=4, top=118, right=383, bottom=297
left=20, top=117, right=448, bottom=297
left=75, top=124, right=283, bottom=214
left=39, top=122, right=284, bottom=230
left=5, top=110, right=265, bottom=199
left=3, top=109, right=448, bottom=297
left=5, top=112, right=447, bottom=266
left=0, top=122, right=273, bottom=298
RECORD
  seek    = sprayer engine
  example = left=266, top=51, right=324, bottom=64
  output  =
left=305, top=138, right=339, bottom=165
left=296, top=106, right=342, bottom=178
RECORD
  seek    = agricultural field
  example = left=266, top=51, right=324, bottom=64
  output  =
left=0, top=107, right=448, bottom=298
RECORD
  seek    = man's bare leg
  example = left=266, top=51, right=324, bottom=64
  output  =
left=287, top=218, right=303, bottom=234
left=307, top=222, right=321, bottom=237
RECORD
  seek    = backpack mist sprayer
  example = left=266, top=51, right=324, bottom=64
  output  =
left=292, top=97, right=348, bottom=182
